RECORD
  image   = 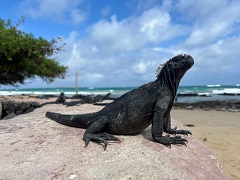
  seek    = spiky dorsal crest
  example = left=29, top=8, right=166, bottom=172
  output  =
left=156, top=62, right=166, bottom=78
left=156, top=54, right=186, bottom=78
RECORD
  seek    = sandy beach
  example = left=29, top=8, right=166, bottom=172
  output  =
left=172, top=109, right=240, bottom=180
left=1, top=95, right=239, bottom=179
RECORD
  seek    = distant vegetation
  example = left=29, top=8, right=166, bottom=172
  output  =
left=0, top=17, right=68, bottom=86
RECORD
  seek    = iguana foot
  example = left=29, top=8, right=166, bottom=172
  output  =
left=153, top=134, right=188, bottom=148
left=83, top=132, right=120, bottom=150
left=175, top=129, right=192, bottom=136
left=166, top=127, right=192, bottom=136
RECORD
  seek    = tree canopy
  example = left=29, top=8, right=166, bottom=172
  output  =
left=0, top=17, right=68, bottom=86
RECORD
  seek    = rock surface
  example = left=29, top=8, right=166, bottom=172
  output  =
left=174, top=101, right=240, bottom=112
left=0, top=100, right=40, bottom=120
left=0, top=103, right=229, bottom=180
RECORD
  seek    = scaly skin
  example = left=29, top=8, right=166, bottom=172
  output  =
left=46, top=54, right=194, bottom=150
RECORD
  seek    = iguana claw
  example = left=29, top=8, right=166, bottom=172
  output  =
left=153, top=134, right=188, bottom=147
left=83, top=132, right=120, bottom=150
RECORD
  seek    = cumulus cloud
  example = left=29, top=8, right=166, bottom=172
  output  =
left=175, top=0, right=240, bottom=47
left=56, top=31, right=164, bottom=87
left=19, top=0, right=88, bottom=24
left=19, top=0, right=240, bottom=87
left=132, top=61, right=156, bottom=75
left=62, top=1, right=239, bottom=86
left=88, top=8, right=187, bottom=53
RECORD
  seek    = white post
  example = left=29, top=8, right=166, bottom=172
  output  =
left=75, top=68, right=78, bottom=95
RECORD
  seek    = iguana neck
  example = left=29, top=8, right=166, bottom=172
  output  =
left=156, top=65, right=179, bottom=98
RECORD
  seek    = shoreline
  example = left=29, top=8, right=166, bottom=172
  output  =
left=1, top=84, right=240, bottom=103
left=0, top=95, right=239, bottom=179
left=1, top=94, right=239, bottom=113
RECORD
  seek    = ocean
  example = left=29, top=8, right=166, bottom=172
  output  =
left=0, top=85, right=240, bottom=103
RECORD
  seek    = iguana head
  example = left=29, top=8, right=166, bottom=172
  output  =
left=156, top=54, right=194, bottom=96
left=156, top=54, right=194, bottom=80
left=168, top=53, right=194, bottom=76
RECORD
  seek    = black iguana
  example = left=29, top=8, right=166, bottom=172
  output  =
left=46, top=54, right=194, bottom=150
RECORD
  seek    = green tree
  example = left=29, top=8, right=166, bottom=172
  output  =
left=0, top=17, right=68, bottom=86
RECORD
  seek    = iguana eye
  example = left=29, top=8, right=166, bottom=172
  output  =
left=171, top=58, right=179, bottom=65
left=171, top=62, right=180, bottom=68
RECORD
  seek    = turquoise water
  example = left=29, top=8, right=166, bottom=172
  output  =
left=1, top=85, right=240, bottom=102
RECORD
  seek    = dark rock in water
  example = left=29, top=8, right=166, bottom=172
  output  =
left=199, top=94, right=211, bottom=97
left=67, top=93, right=112, bottom=106
left=2, top=113, right=16, bottom=120
left=221, top=93, right=239, bottom=96
left=174, top=101, right=240, bottom=111
left=37, top=95, right=57, bottom=99
left=72, top=94, right=86, bottom=99
left=83, top=95, right=95, bottom=103
left=177, top=93, right=198, bottom=97
left=41, top=93, right=112, bottom=107
left=95, top=93, right=111, bottom=102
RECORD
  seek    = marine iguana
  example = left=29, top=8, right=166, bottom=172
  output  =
left=46, top=54, right=194, bottom=150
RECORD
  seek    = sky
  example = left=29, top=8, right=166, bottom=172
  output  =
left=1, top=0, right=240, bottom=88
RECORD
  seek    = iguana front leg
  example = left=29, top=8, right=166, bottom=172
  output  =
left=83, top=116, right=120, bottom=150
left=152, top=97, right=188, bottom=147
left=164, top=114, right=192, bottom=136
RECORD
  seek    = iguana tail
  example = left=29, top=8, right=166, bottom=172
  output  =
left=46, top=111, right=96, bottom=128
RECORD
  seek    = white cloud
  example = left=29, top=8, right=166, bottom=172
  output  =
left=56, top=29, right=166, bottom=87
left=70, top=9, right=86, bottom=24
left=19, top=0, right=88, bottom=24
left=82, top=73, right=104, bottom=81
left=21, top=0, right=240, bottom=87
left=88, top=8, right=187, bottom=53
left=132, top=61, right=155, bottom=75
left=176, top=0, right=240, bottom=47
left=185, top=23, right=228, bottom=47
left=139, top=8, right=171, bottom=41
left=59, top=1, right=239, bottom=86
left=194, top=36, right=240, bottom=70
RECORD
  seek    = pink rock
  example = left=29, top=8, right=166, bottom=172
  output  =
left=0, top=104, right=229, bottom=179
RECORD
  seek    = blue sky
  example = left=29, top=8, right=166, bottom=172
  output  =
left=1, top=0, right=240, bottom=88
